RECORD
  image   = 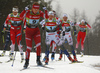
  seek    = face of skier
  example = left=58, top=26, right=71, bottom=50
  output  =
left=49, top=15, right=54, bottom=20
left=63, top=16, right=68, bottom=21
left=81, top=22, right=85, bottom=25
left=13, top=11, right=18, bottom=16
left=32, top=8, right=39, bottom=14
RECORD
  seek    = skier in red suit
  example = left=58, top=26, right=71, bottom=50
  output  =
left=4, top=6, right=24, bottom=61
left=75, top=19, right=91, bottom=57
left=20, top=2, right=48, bottom=68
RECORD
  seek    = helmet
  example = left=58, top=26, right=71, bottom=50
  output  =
left=63, top=13, right=68, bottom=18
left=12, top=6, right=18, bottom=12
left=48, top=11, right=54, bottom=16
left=81, top=19, right=85, bottom=23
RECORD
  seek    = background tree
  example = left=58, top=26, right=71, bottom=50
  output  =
left=70, top=8, right=80, bottom=22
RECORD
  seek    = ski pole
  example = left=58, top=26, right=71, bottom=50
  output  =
left=64, top=54, right=65, bottom=61
left=11, top=51, right=17, bottom=67
left=2, top=35, right=4, bottom=44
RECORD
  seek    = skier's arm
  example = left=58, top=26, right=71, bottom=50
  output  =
left=86, top=22, right=91, bottom=29
left=70, top=21, right=76, bottom=31
left=20, top=10, right=29, bottom=34
left=4, top=14, right=10, bottom=28
left=61, top=22, right=65, bottom=36
left=20, top=10, right=29, bottom=19
left=40, top=10, right=48, bottom=18
left=70, top=21, right=77, bottom=35
left=45, top=10, right=48, bottom=19
left=40, top=19, right=45, bottom=30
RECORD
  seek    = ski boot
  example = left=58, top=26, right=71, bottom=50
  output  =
left=68, top=56, right=75, bottom=63
left=24, top=59, right=29, bottom=69
left=80, top=51, right=84, bottom=57
left=9, top=50, right=11, bottom=57
left=74, top=56, right=78, bottom=61
left=10, top=53, right=14, bottom=60
left=43, top=56, right=46, bottom=62
left=45, top=57, right=49, bottom=65
left=51, top=52, right=55, bottom=61
left=59, top=54, right=62, bottom=60
left=0, top=50, right=6, bottom=57
left=21, top=53, right=24, bottom=63
left=36, top=56, right=42, bottom=66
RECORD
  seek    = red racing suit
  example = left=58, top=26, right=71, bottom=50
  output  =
left=75, top=22, right=91, bottom=50
left=4, top=13, right=23, bottom=53
left=20, top=10, right=48, bottom=59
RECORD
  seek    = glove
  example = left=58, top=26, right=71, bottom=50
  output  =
left=63, top=31, right=65, bottom=36
left=25, top=6, right=29, bottom=11
left=85, top=22, right=88, bottom=24
left=42, top=27, right=45, bottom=30
left=43, top=7, right=47, bottom=10
left=1, top=31, right=4, bottom=35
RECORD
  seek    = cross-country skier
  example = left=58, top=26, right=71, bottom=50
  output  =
left=20, top=2, right=48, bottom=69
left=0, top=22, right=11, bottom=57
left=58, top=14, right=77, bottom=61
left=40, top=11, right=60, bottom=64
left=50, top=10, right=62, bottom=60
left=40, top=11, right=75, bottom=65
left=4, top=6, right=24, bottom=61
left=75, top=19, right=91, bottom=57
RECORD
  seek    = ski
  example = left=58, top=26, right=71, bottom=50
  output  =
left=5, top=59, right=12, bottom=63
left=20, top=67, right=30, bottom=71
left=55, top=59, right=62, bottom=61
left=69, top=61, right=84, bottom=64
left=30, top=65, right=54, bottom=69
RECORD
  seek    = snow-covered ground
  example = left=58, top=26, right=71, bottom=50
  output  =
left=0, top=51, right=100, bottom=73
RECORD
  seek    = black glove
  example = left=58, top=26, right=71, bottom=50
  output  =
left=42, top=27, right=45, bottom=30
left=63, top=31, right=65, bottom=36
left=85, top=22, right=88, bottom=24
left=1, top=31, right=4, bottom=35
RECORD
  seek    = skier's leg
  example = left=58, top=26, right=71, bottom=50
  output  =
left=45, top=44, right=50, bottom=64
left=1, top=32, right=10, bottom=56
left=81, top=32, right=86, bottom=56
left=24, top=28, right=32, bottom=68
left=4, top=32, right=10, bottom=51
left=10, top=30, right=16, bottom=60
left=67, top=32, right=77, bottom=61
left=60, top=44, right=74, bottom=62
left=33, top=29, right=42, bottom=65
left=51, top=41, right=56, bottom=60
left=16, top=30, right=24, bottom=62
left=59, top=49, right=63, bottom=60
left=44, top=32, right=52, bottom=64
left=76, top=32, right=81, bottom=49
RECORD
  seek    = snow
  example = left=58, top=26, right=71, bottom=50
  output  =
left=0, top=51, right=100, bottom=73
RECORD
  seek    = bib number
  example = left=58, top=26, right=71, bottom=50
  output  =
left=32, top=20, right=36, bottom=24
left=50, top=27, right=52, bottom=30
